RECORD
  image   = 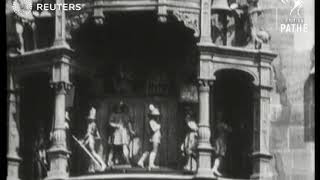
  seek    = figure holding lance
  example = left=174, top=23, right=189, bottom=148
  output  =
left=81, top=107, right=106, bottom=172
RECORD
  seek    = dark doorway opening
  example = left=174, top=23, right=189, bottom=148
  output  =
left=19, top=73, right=54, bottom=180
left=211, top=69, right=254, bottom=179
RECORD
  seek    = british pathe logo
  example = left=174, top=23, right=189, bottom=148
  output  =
left=281, top=0, right=303, bottom=17
left=279, top=0, right=307, bottom=33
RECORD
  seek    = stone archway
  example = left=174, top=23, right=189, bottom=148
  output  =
left=211, top=69, right=255, bottom=179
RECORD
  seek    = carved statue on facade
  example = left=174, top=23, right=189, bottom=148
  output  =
left=211, top=13, right=235, bottom=46
left=180, top=108, right=198, bottom=171
left=244, top=0, right=271, bottom=49
left=82, top=107, right=106, bottom=172
left=137, top=104, right=161, bottom=169
left=33, top=128, right=48, bottom=180
left=223, top=0, right=271, bottom=49
left=212, top=122, right=232, bottom=177
left=107, top=101, right=135, bottom=166
left=246, top=11, right=271, bottom=50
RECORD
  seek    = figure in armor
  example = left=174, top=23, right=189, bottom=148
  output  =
left=107, top=101, right=135, bottom=166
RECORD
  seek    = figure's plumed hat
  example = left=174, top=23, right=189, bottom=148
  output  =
left=187, top=121, right=198, bottom=131
left=149, top=104, right=160, bottom=116
left=88, top=107, right=96, bottom=120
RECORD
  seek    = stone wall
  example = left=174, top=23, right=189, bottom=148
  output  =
left=259, top=0, right=314, bottom=179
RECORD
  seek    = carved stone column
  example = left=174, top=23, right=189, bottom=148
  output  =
left=7, top=74, right=22, bottom=180
left=195, top=79, right=214, bottom=179
left=251, top=87, right=273, bottom=180
left=47, top=55, right=72, bottom=179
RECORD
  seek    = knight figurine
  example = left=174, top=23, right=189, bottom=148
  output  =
left=107, top=101, right=135, bottom=166
left=82, top=107, right=106, bottom=172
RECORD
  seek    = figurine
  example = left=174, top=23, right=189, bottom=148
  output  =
left=107, top=101, right=135, bottom=166
left=180, top=111, right=198, bottom=171
left=33, top=128, right=48, bottom=180
left=82, top=107, right=106, bottom=172
left=212, top=122, right=232, bottom=176
left=137, top=104, right=161, bottom=169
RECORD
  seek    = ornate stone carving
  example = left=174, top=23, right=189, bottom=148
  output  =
left=157, top=0, right=168, bottom=23
left=198, top=79, right=214, bottom=90
left=172, top=10, right=200, bottom=37
left=247, top=12, right=271, bottom=50
left=211, top=14, right=236, bottom=46
left=239, top=0, right=271, bottom=50
left=180, top=84, right=198, bottom=103
left=50, top=82, right=73, bottom=95
left=66, top=12, right=89, bottom=39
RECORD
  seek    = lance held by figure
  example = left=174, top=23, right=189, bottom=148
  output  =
left=74, top=107, right=107, bottom=172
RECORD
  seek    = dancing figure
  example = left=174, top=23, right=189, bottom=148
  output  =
left=137, top=104, right=161, bottom=169
left=212, top=122, right=232, bottom=176
left=181, top=112, right=198, bottom=171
